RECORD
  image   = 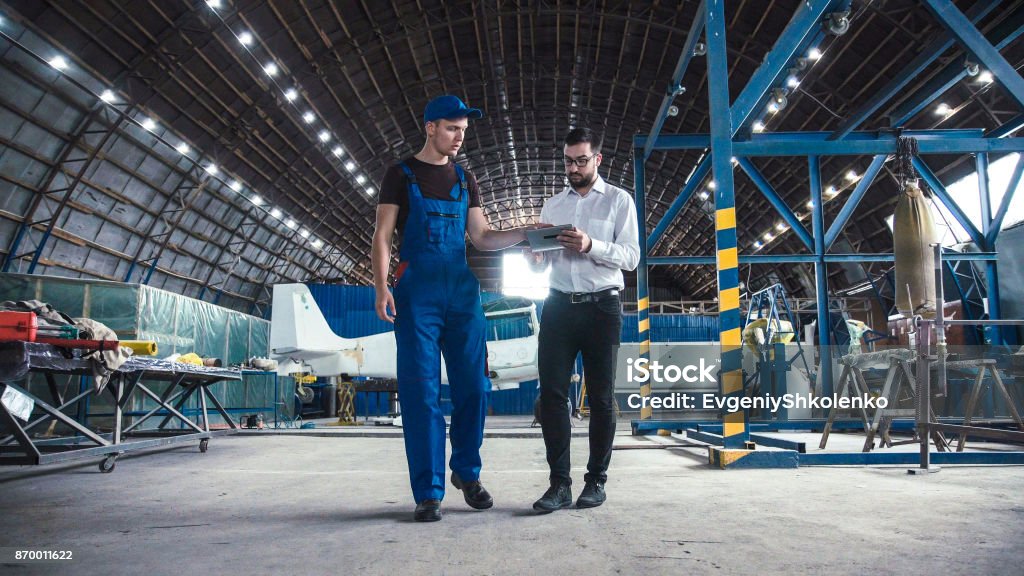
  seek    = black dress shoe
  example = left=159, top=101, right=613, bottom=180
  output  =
left=414, top=499, right=441, bottom=522
left=575, top=481, right=606, bottom=509
left=451, top=472, right=493, bottom=510
left=532, top=483, right=572, bottom=513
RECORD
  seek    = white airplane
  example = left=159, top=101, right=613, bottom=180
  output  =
left=269, top=283, right=539, bottom=390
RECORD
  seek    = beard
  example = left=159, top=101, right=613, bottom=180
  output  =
left=568, top=172, right=595, bottom=190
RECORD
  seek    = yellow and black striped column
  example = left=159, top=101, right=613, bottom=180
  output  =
left=633, top=154, right=653, bottom=420
left=706, top=0, right=749, bottom=450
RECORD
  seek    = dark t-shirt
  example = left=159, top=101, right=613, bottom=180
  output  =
left=377, top=156, right=482, bottom=234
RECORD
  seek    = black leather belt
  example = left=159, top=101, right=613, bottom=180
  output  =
left=551, top=288, right=620, bottom=304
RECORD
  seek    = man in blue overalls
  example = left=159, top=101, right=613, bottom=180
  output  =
left=372, top=95, right=535, bottom=522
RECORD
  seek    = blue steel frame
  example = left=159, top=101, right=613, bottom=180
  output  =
left=632, top=0, right=1024, bottom=465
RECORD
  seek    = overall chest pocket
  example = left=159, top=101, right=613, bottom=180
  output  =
left=426, top=211, right=460, bottom=243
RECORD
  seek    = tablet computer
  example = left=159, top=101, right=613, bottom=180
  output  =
left=526, top=224, right=574, bottom=252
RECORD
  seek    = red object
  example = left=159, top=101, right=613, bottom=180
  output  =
left=35, top=337, right=120, bottom=351
left=0, top=311, right=38, bottom=342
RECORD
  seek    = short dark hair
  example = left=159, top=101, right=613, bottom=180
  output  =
left=564, top=127, right=602, bottom=152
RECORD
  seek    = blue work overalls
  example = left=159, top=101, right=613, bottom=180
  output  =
left=393, top=162, right=490, bottom=504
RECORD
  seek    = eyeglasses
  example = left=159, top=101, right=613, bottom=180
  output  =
left=562, top=154, right=597, bottom=167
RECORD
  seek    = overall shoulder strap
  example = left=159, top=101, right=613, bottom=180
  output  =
left=398, top=162, right=422, bottom=198
left=452, top=163, right=468, bottom=202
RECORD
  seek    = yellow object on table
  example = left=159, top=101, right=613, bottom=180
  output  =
left=176, top=352, right=204, bottom=366
left=120, top=340, right=158, bottom=356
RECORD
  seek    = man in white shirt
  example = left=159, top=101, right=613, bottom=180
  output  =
left=526, top=127, right=640, bottom=512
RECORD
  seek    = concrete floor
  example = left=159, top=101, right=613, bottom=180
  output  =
left=1, top=422, right=1023, bottom=575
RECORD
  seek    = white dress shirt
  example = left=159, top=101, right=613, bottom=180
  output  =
left=532, top=175, right=640, bottom=293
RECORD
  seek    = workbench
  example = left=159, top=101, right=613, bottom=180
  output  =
left=0, top=341, right=239, bottom=472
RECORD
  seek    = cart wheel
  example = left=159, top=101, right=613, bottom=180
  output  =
left=99, top=455, right=117, bottom=473
left=199, top=438, right=209, bottom=453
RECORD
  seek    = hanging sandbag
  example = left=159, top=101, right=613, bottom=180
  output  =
left=894, top=178, right=939, bottom=318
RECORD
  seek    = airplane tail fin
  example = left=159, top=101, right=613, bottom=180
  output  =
left=269, top=284, right=349, bottom=354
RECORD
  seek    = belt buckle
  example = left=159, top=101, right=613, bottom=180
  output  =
left=570, top=292, right=585, bottom=304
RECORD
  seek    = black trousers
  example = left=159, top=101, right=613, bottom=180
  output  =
left=537, top=291, right=622, bottom=485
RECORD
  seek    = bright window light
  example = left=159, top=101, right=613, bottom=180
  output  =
left=977, top=71, right=994, bottom=84
left=175, top=143, right=190, bottom=155
left=141, top=117, right=156, bottom=131
left=270, top=208, right=282, bottom=218
left=100, top=89, right=116, bottom=103
left=238, top=31, right=254, bottom=46
left=344, top=161, right=356, bottom=171
left=502, top=253, right=550, bottom=300
left=264, top=62, right=278, bottom=76
left=807, top=47, right=822, bottom=61
left=284, top=88, right=298, bottom=101
left=331, top=146, right=344, bottom=157
left=229, top=180, right=242, bottom=192
left=302, top=111, right=315, bottom=123
left=924, top=153, right=1024, bottom=246
left=356, top=174, right=367, bottom=184
left=48, top=55, right=68, bottom=70
left=318, top=130, right=331, bottom=142
left=205, top=164, right=218, bottom=175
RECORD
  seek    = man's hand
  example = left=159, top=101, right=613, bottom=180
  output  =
left=523, top=247, right=544, bottom=265
left=376, top=288, right=396, bottom=323
left=558, top=226, right=592, bottom=253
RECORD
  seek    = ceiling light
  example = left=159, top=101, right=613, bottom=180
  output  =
left=284, top=88, right=298, bottom=101
left=366, top=186, right=376, bottom=196
left=356, top=174, right=367, bottom=184
left=935, top=102, right=951, bottom=115
left=754, top=241, right=763, bottom=249
left=100, top=89, right=116, bottom=103
left=730, top=156, right=739, bottom=165
left=312, top=239, right=323, bottom=248
left=238, top=31, right=254, bottom=46
left=270, top=208, right=282, bottom=219
left=229, top=180, right=242, bottom=192
left=48, top=55, right=68, bottom=70
left=767, top=102, right=779, bottom=114
left=331, top=146, right=344, bottom=157
left=707, top=181, right=717, bottom=190
left=698, top=191, right=709, bottom=200
left=285, top=219, right=297, bottom=230
left=763, top=232, right=773, bottom=241
left=786, top=76, right=800, bottom=89
left=807, top=47, right=822, bottom=61
left=806, top=200, right=814, bottom=209
left=141, top=117, right=156, bottom=131
left=825, top=185, right=836, bottom=197
left=206, top=0, right=222, bottom=8
left=251, top=195, right=263, bottom=205
left=264, top=62, right=279, bottom=76
left=845, top=170, right=858, bottom=181
left=175, top=143, right=190, bottom=155
left=344, top=161, right=356, bottom=172
left=205, top=164, right=219, bottom=175
left=752, top=121, right=765, bottom=133
left=302, top=111, right=315, bottom=123
left=299, top=229, right=310, bottom=239
left=776, top=222, right=786, bottom=231
left=977, top=71, right=993, bottom=84
left=318, top=130, right=331, bottom=142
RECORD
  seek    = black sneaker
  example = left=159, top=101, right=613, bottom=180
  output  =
left=576, top=481, right=606, bottom=509
left=532, top=483, right=572, bottom=513
left=414, top=499, right=441, bottom=522
left=451, top=472, right=493, bottom=510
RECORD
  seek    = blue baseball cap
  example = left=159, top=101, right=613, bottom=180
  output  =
left=423, top=95, right=483, bottom=123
